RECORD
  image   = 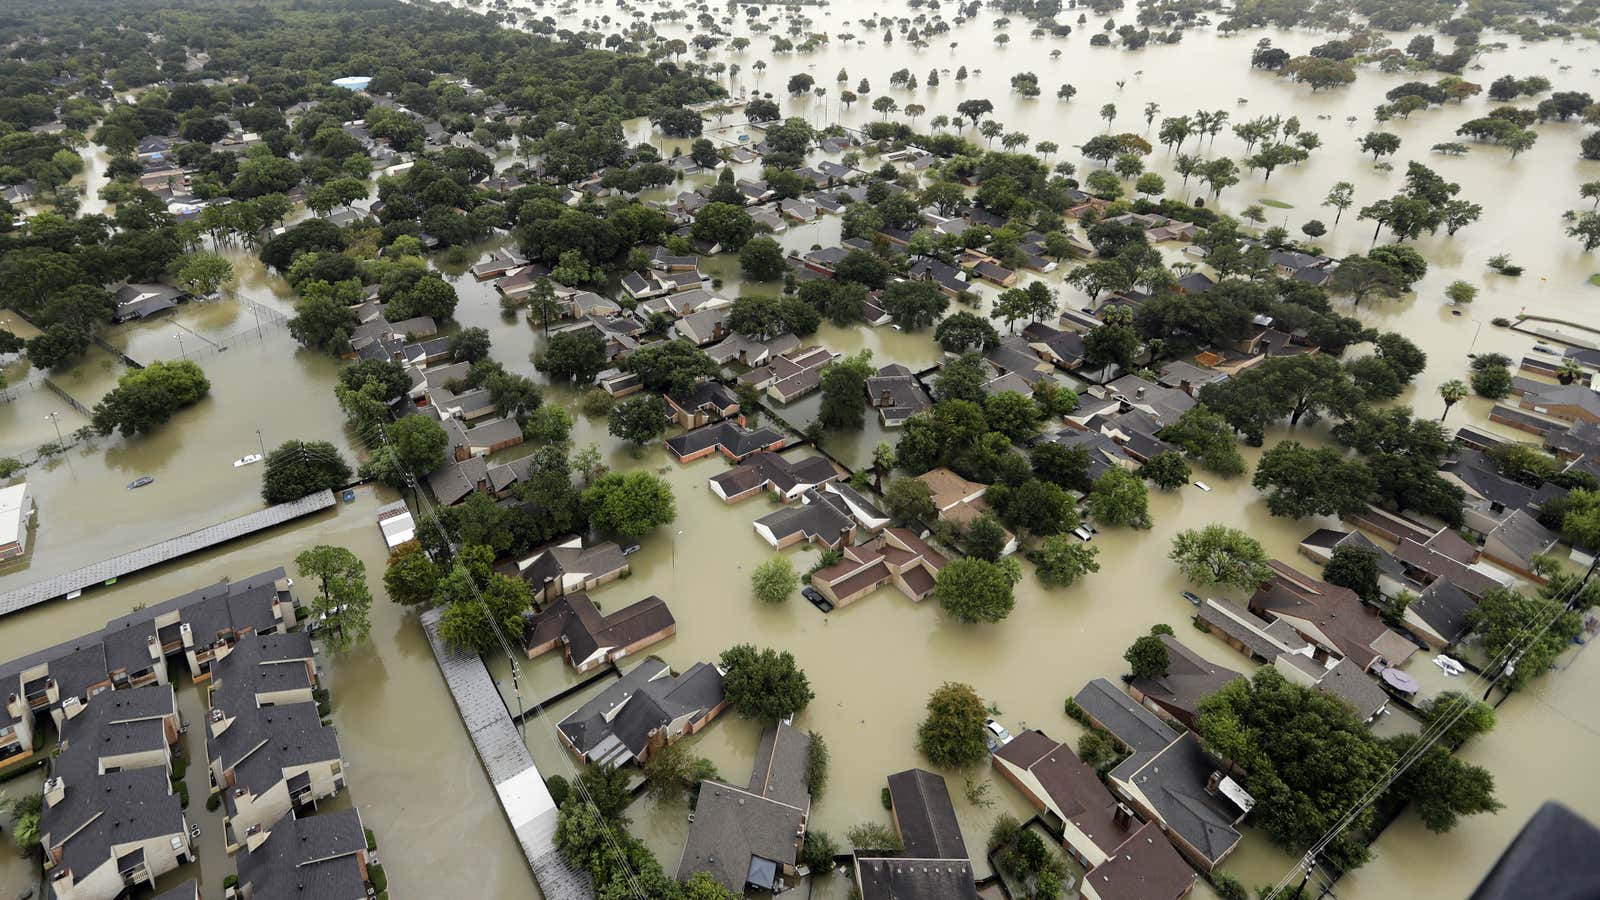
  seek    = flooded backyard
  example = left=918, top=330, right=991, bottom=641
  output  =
left=1, top=1, right=1599, bottom=898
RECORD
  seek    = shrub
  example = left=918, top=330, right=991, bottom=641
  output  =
left=578, top=389, right=615, bottom=417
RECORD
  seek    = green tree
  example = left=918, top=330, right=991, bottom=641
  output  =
left=90, top=360, right=211, bottom=437
left=751, top=556, right=799, bottom=603
left=608, top=394, right=668, bottom=447
left=295, top=544, right=373, bottom=652
left=1124, top=632, right=1170, bottom=678
left=739, top=236, right=786, bottom=280
left=1086, top=467, right=1150, bottom=528
left=719, top=644, right=814, bottom=721
left=818, top=350, right=874, bottom=429
left=383, top=542, right=439, bottom=607
left=389, top=413, right=449, bottom=475
left=936, top=311, right=1001, bottom=353
left=1471, top=365, right=1513, bottom=399
left=626, top=340, right=718, bottom=395
left=1252, top=441, right=1376, bottom=518
left=1168, top=524, right=1271, bottom=588
left=436, top=564, right=534, bottom=656
left=1323, top=545, right=1380, bottom=601
left=175, top=251, right=234, bottom=295
left=884, top=477, right=937, bottom=525
left=1468, top=587, right=1584, bottom=690
left=261, top=440, right=351, bottom=503
left=934, top=558, right=1017, bottom=623
left=536, top=330, right=609, bottom=385
left=1157, top=407, right=1247, bottom=477
left=1383, top=734, right=1502, bottom=832
left=1029, top=536, right=1100, bottom=586
left=691, top=201, right=756, bottom=250
left=582, top=470, right=675, bottom=531
left=918, top=682, right=990, bottom=768
left=1141, top=451, right=1191, bottom=490
left=1419, top=691, right=1497, bottom=746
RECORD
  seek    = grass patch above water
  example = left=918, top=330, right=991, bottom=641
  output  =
left=1586, top=273, right=1600, bottom=286
left=1259, top=198, right=1294, bottom=209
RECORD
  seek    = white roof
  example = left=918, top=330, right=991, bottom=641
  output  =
left=378, top=508, right=416, bottom=549
left=0, top=483, right=32, bottom=547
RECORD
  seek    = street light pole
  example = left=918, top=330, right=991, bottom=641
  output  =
left=44, top=411, right=64, bottom=447
left=175, top=331, right=187, bottom=361
left=256, top=428, right=266, bottom=457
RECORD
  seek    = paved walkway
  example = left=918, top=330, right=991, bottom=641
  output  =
left=421, top=607, right=594, bottom=899
left=0, top=489, right=337, bottom=616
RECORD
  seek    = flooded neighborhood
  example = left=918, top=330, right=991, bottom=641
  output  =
left=2, top=1, right=1599, bottom=899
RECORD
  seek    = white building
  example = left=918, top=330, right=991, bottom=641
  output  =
left=0, top=481, right=33, bottom=561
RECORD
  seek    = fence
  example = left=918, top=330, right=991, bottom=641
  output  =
left=42, top=377, right=92, bottom=417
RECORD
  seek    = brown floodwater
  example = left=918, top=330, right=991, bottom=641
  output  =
left=4, top=3, right=1599, bottom=897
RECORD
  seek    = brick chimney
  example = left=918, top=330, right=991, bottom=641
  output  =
left=1113, top=803, right=1132, bottom=829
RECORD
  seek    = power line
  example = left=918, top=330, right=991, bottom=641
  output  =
left=1261, top=557, right=1597, bottom=899
left=372, top=417, right=649, bottom=899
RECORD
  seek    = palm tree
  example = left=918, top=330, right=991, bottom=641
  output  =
left=1438, top=379, right=1468, bottom=420
left=1557, top=358, right=1585, bottom=385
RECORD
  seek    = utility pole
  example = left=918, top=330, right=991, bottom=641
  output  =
left=44, top=411, right=65, bottom=447
left=175, top=331, right=187, bottom=361
left=256, top=428, right=267, bottom=457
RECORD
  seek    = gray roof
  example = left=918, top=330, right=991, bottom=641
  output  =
left=1110, top=732, right=1242, bottom=867
left=1074, top=678, right=1178, bottom=754
left=1408, top=579, right=1476, bottom=645
left=676, top=723, right=810, bottom=892
left=666, top=421, right=784, bottom=460
left=856, top=858, right=981, bottom=900
left=558, top=658, right=724, bottom=763
left=1315, top=657, right=1389, bottom=722
left=236, top=808, right=368, bottom=900
left=709, top=452, right=839, bottom=498
left=1128, top=635, right=1244, bottom=721
left=753, top=488, right=856, bottom=545
left=886, top=769, right=968, bottom=861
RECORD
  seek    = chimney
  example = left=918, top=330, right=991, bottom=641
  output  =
left=62, top=695, right=85, bottom=720
left=1113, top=803, right=1132, bottom=829
left=147, top=635, right=162, bottom=662
left=6, top=693, right=22, bottom=720
left=1135, top=386, right=1147, bottom=400
left=179, top=621, right=194, bottom=649
left=245, top=823, right=271, bottom=853
left=1206, top=771, right=1224, bottom=795
left=44, top=776, right=65, bottom=808
left=880, top=388, right=892, bottom=405
left=1179, top=379, right=1193, bottom=397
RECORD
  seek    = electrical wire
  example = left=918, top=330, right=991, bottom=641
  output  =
left=372, top=416, right=650, bottom=899
left=1260, top=556, right=1597, bottom=899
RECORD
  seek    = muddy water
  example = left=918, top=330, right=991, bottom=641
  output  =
left=470, top=2, right=1600, bottom=896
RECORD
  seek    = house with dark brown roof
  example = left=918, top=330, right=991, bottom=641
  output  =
left=865, top=364, right=933, bottom=427
left=664, top=380, right=740, bottom=430
left=1248, top=561, right=1418, bottom=672
left=524, top=592, right=675, bottom=673
left=808, top=527, right=949, bottom=607
left=1126, top=636, right=1244, bottom=732
left=557, top=657, right=726, bottom=768
left=1272, top=653, right=1391, bottom=723
left=992, top=730, right=1195, bottom=900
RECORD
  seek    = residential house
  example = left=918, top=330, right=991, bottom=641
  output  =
left=1248, top=561, right=1418, bottom=672
left=1022, top=322, right=1089, bottom=373
left=1400, top=579, right=1478, bottom=649
left=524, top=592, right=675, bottom=673
left=0, top=481, right=33, bottom=561
left=1482, top=509, right=1559, bottom=580
left=234, top=808, right=373, bottom=900
left=676, top=723, right=811, bottom=893
left=706, top=331, right=801, bottom=367
left=665, top=421, right=786, bottom=463
left=1126, top=636, right=1244, bottom=732
left=855, top=768, right=982, bottom=900
left=808, top=527, right=949, bottom=607
left=205, top=632, right=343, bottom=850
left=664, top=380, right=740, bottom=430
left=1391, top=533, right=1510, bottom=601
left=865, top=364, right=932, bottom=427
left=674, top=306, right=732, bottom=346
left=739, top=346, right=839, bottom=404
left=1107, top=732, right=1250, bottom=873
left=111, top=283, right=184, bottom=322
left=752, top=486, right=872, bottom=550
left=1273, top=654, right=1391, bottom=723
left=914, top=467, right=1016, bottom=553
left=993, top=730, right=1195, bottom=900
left=709, top=452, right=840, bottom=503
left=509, top=536, right=630, bottom=604
left=557, top=657, right=727, bottom=767
left=1518, top=383, right=1600, bottom=426
left=40, top=686, right=192, bottom=900
left=1193, top=598, right=1311, bottom=664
